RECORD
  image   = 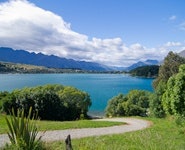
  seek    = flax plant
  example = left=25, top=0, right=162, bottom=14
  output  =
left=5, top=107, right=43, bottom=150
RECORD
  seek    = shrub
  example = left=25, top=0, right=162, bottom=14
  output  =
left=2, top=84, right=91, bottom=121
left=5, top=107, right=43, bottom=150
left=105, top=90, right=150, bottom=117
left=105, top=94, right=126, bottom=117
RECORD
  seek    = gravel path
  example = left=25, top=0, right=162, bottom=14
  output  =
left=0, top=118, right=150, bottom=148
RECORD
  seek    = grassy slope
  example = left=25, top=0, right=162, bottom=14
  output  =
left=0, top=114, right=123, bottom=134
left=45, top=117, right=185, bottom=150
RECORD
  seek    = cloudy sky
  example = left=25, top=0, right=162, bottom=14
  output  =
left=0, top=0, right=185, bottom=67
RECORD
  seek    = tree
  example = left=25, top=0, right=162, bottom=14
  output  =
left=162, top=64, right=185, bottom=116
left=149, top=82, right=166, bottom=118
left=153, top=51, right=185, bottom=89
left=150, top=52, right=185, bottom=117
left=129, top=65, right=159, bottom=78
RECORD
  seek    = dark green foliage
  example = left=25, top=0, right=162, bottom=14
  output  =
left=105, top=94, right=126, bottom=117
left=0, top=91, right=9, bottom=110
left=162, top=64, right=185, bottom=116
left=150, top=52, right=185, bottom=118
left=129, top=65, right=159, bottom=78
left=1, top=84, right=91, bottom=121
left=149, top=82, right=166, bottom=118
left=58, top=86, right=91, bottom=120
left=153, top=51, right=185, bottom=89
left=105, top=90, right=150, bottom=117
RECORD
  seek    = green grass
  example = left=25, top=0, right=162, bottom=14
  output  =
left=0, top=114, right=124, bottom=134
left=0, top=114, right=7, bottom=134
left=44, top=117, right=185, bottom=150
left=38, top=119, right=124, bottom=131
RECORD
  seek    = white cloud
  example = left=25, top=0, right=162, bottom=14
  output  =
left=0, top=0, right=88, bottom=52
left=169, top=15, right=177, bottom=20
left=0, top=0, right=184, bottom=67
left=164, top=42, right=182, bottom=47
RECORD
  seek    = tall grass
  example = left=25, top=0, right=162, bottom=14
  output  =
left=5, top=107, right=43, bottom=150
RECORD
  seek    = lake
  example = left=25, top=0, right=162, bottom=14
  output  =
left=0, top=74, right=153, bottom=115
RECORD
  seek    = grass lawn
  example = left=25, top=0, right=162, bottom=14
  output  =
left=0, top=114, right=124, bottom=134
left=44, top=117, right=185, bottom=150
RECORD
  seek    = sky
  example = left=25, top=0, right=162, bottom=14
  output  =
left=0, top=0, right=185, bottom=67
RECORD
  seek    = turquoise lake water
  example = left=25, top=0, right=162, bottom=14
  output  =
left=0, top=74, right=153, bottom=115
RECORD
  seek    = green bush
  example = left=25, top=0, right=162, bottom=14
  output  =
left=2, top=84, right=91, bottom=121
left=105, top=90, right=150, bottom=117
left=0, top=91, right=9, bottom=111
left=105, top=94, right=126, bottom=117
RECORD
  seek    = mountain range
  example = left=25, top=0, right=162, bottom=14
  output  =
left=0, top=47, right=112, bottom=71
left=0, top=47, right=159, bottom=71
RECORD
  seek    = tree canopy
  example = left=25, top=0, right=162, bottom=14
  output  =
left=150, top=52, right=185, bottom=117
left=153, top=51, right=185, bottom=89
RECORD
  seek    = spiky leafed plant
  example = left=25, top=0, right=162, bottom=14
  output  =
left=5, top=107, right=43, bottom=150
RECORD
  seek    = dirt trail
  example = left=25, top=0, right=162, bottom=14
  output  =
left=0, top=118, right=151, bottom=147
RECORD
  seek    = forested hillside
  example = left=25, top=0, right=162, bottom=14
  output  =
left=129, top=65, right=159, bottom=78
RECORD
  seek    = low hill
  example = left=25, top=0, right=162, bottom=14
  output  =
left=129, top=65, right=159, bottom=78
left=0, top=61, right=82, bottom=73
